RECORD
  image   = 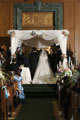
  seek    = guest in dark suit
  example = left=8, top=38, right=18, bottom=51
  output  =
left=48, top=46, right=57, bottom=74
left=16, top=47, right=23, bottom=66
left=21, top=55, right=31, bottom=69
left=56, top=45, right=62, bottom=65
left=29, top=47, right=39, bottom=80
left=6, top=58, right=19, bottom=72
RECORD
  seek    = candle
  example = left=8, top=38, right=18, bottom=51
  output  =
left=68, top=56, right=71, bottom=68
left=59, top=61, right=61, bottom=68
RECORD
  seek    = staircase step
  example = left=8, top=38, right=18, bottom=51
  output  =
left=23, top=84, right=58, bottom=98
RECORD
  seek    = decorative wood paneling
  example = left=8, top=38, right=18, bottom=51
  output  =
left=1, top=1, right=10, bottom=36
left=0, top=37, right=10, bottom=49
left=42, top=0, right=64, bottom=2
left=9, top=0, right=35, bottom=29
left=10, top=0, right=14, bottom=29
left=13, top=0, right=34, bottom=3
left=0, top=0, right=10, bottom=36
left=0, top=3, right=2, bottom=36
left=64, top=2, right=75, bottom=53
left=75, top=2, right=80, bottom=63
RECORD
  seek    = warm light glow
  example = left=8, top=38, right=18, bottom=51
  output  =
left=37, top=46, right=51, bottom=54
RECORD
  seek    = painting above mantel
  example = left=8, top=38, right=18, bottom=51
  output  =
left=14, top=2, right=63, bottom=30
left=22, top=12, right=54, bottom=30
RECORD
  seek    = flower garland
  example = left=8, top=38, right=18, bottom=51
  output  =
left=31, top=31, right=36, bottom=37
left=62, top=31, right=69, bottom=36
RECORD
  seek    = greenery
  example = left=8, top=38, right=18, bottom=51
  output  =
left=71, top=70, right=80, bottom=86
left=0, top=71, right=12, bottom=85
left=56, top=67, right=80, bottom=87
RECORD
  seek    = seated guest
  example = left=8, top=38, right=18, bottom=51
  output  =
left=14, top=69, right=25, bottom=103
left=6, top=47, right=11, bottom=65
left=6, top=58, right=19, bottom=72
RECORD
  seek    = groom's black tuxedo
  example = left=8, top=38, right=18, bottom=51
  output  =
left=29, top=51, right=39, bottom=79
left=49, top=52, right=57, bottom=74
left=21, top=55, right=31, bottom=68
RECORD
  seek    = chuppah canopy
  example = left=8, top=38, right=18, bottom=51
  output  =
left=8, top=29, right=69, bottom=69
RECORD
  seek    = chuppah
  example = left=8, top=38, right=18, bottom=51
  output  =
left=8, top=29, right=69, bottom=84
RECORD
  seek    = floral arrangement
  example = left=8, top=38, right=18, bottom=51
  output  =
left=71, top=70, right=80, bottom=86
left=56, top=62, right=80, bottom=87
left=31, top=31, right=43, bottom=37
left=31, top=31, right=36, bottom=37
left=57, top=60, right=74, bottom=77
left=56, top=65, right=73, bottom=86
left=62, top=30, right=69, bottom=36
left=76, top=63, right=80, bottom=72
left=57, top=67, right=72, bottom=77
left=0, top=71, right=11, bottom=86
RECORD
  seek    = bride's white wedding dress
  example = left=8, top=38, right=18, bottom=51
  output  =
left=33, top=50, right=55, bottom=84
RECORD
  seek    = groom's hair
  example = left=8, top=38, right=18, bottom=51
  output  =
left=32, top=47, right=37, bottom=52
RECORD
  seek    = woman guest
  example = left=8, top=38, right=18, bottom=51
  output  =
left=14, top=69, right=25, bottom=103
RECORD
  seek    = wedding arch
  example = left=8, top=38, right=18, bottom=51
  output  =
left=8, top=30, right=69, bottom=69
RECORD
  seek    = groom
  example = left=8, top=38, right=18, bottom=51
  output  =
left=29, top=47, right=39, bottom=80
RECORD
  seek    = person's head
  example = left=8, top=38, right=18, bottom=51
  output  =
left=56, top=45, right=60, bottom=50
left=32, top=47, right=37, bottom=52
left=12, top=58, right=16, bottom=63
left=0, top=47, right=4, bottom=52
left=15, top=69, right=22, bottom=76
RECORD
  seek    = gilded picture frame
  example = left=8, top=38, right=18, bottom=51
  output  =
left=14, top=2, right=63, bottom=30
left=22, top=12, right=54, bottom=29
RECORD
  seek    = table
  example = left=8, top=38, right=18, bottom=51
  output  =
left=21, top=67, right=32, bottom=84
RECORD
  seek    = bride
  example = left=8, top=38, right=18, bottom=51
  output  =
left=33, top=50, right=55, bottom=84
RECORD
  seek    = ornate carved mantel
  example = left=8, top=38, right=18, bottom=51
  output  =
left=14, top=2, right=63, bottom=30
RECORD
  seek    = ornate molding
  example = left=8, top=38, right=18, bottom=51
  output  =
left=14, top=2, right=63, bottom=30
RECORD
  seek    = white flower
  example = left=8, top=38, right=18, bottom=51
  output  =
left=0, top=71, right=4, bottom=79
